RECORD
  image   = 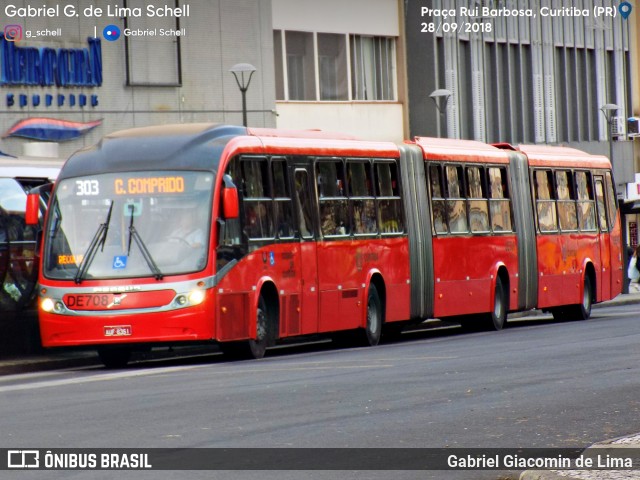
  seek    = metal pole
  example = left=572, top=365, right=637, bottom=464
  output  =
left=241, top=88, right=247, bottom=127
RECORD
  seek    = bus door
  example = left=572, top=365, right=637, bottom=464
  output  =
left=294, top=169, right=319, bottom=334
left=594, top=176, right=611, bottom=300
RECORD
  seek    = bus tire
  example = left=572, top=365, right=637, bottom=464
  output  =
left=221, top=295, right=271, bottom=360
left=363, top=284, right=382, bottom=346
left=571, top=276, right=593, bottom=321
left=98, top=346, right=131, bottom=369
left=248, top=295, right=270, bottom=358
left=486, top=276, right=507, bottom=331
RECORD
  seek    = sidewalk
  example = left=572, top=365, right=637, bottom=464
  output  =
left=520, top=434, right=640, bottom=480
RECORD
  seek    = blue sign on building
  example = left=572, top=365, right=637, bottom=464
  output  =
left=0, top=36, right=102, bottom=87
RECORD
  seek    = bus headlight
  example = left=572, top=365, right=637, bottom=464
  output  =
left=188, top=290, right=205, bottom=306
left=176, top=295, right=188, bottom=306
left=41, top=298, right=55, bottom=312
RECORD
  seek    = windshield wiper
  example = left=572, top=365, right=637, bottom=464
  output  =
left=126, top=205, right=164, bottom=280
left=74, top=201, right=114, bottom=284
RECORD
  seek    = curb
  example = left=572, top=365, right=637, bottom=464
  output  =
left=0, top=353, right=99, bottom=376
left=519, top=434, right=640, bottom=480
left=520, top=471, right=573, bottom=480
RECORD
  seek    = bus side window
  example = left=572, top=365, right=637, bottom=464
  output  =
left=534, top=169, right=558, bottom=233
left=555, top=170, right=577, bottom=231
left=317, top=160, right=349, bottom=237
left=272, top=159, right=295, bottom=239
left=604, top=172, right=618, bottom=232
left=445, top=165, right=467, bottom=234
left=488, top=166, right=512, bottom=233
left=241, top=157, right=274, bottom=240
left=294, top=170, right=313, bottom=239
left=594, top=178, right=608, bottom=232
left=575, top=171, right=596, bottom=231
left=348, top=160, right=376, bottom=235
left=429, top=164, right=448, bottom=234
left=375, top=161, right=404, bottom=234
left=466, top=166, right=489, bottom=233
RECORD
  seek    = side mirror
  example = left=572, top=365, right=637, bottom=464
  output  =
left=222, top=174, right=239, bottom=219
left=25, top=193, right=40, bottom=226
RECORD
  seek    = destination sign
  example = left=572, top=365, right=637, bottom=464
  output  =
left=114, top=176, right=185, bottom=195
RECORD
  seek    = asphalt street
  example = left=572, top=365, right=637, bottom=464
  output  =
left=1, top=296, right=640, bottom=479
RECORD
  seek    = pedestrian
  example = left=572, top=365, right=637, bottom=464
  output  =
left=627, top=245, right=640, bottom=286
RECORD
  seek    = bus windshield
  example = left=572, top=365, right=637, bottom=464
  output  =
left=43, top=171, right=214, bottom=280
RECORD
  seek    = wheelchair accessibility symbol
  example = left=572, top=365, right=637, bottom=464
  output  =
left=113, top=256, right=128, bottom=269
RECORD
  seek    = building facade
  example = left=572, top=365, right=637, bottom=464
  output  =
left=0, top=0, right=277, bottom=159
left=405, top=0, right=636, bottom=189
left=271, top=0, right=406, bottom=142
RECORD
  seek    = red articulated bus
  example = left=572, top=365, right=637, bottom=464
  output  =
left=28, top=124, right=622, bottom=367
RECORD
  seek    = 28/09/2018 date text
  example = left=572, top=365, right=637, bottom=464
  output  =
left=421, top=21, right=492, bottom=34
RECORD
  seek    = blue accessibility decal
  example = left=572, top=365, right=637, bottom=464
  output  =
left=113, top=256, right=128, bottom=269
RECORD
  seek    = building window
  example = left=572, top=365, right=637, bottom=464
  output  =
left=286, top=31, right=316, bottom=101
left=124, top=0, right=181, bottom=86
left=318, top=33, right=348, bottom=101
left=274, top=30, right=396, bottom=102
left=350, top=35, right=395, bottom=101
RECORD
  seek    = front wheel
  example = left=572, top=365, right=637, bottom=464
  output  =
left=221, top=295, right=271, bottom=360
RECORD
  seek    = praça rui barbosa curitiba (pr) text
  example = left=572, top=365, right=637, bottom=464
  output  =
left=420, top=3, right=621, bottom=35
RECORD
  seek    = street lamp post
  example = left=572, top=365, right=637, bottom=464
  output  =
left=429, top=89, right=452, bottom=138
left=229, top=63, right=257, bottom=127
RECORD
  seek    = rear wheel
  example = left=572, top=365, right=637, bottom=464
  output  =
left=98, top=347, right=131, bottom=369
left=485, top=276, right=507, bottom=330
left=551, top=276, right=593, bottom=321
left=363, top=284, right=382, bottom=346
left=334, top=284, right=383, bottom=348
left=570, top=276, right=593, bottom=321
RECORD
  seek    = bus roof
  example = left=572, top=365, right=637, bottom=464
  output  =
left=410, top=136, right=511, bottom=163
left=58, top=124, right=400, bottom=181
left=501, top=144, right=612, bottom=169
left=247, top=127, right=360, bottom=141
left=59, top=124, right=247, bottom=180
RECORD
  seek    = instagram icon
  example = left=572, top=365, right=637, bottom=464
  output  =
left=4, top=24, right=23, bottom=41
